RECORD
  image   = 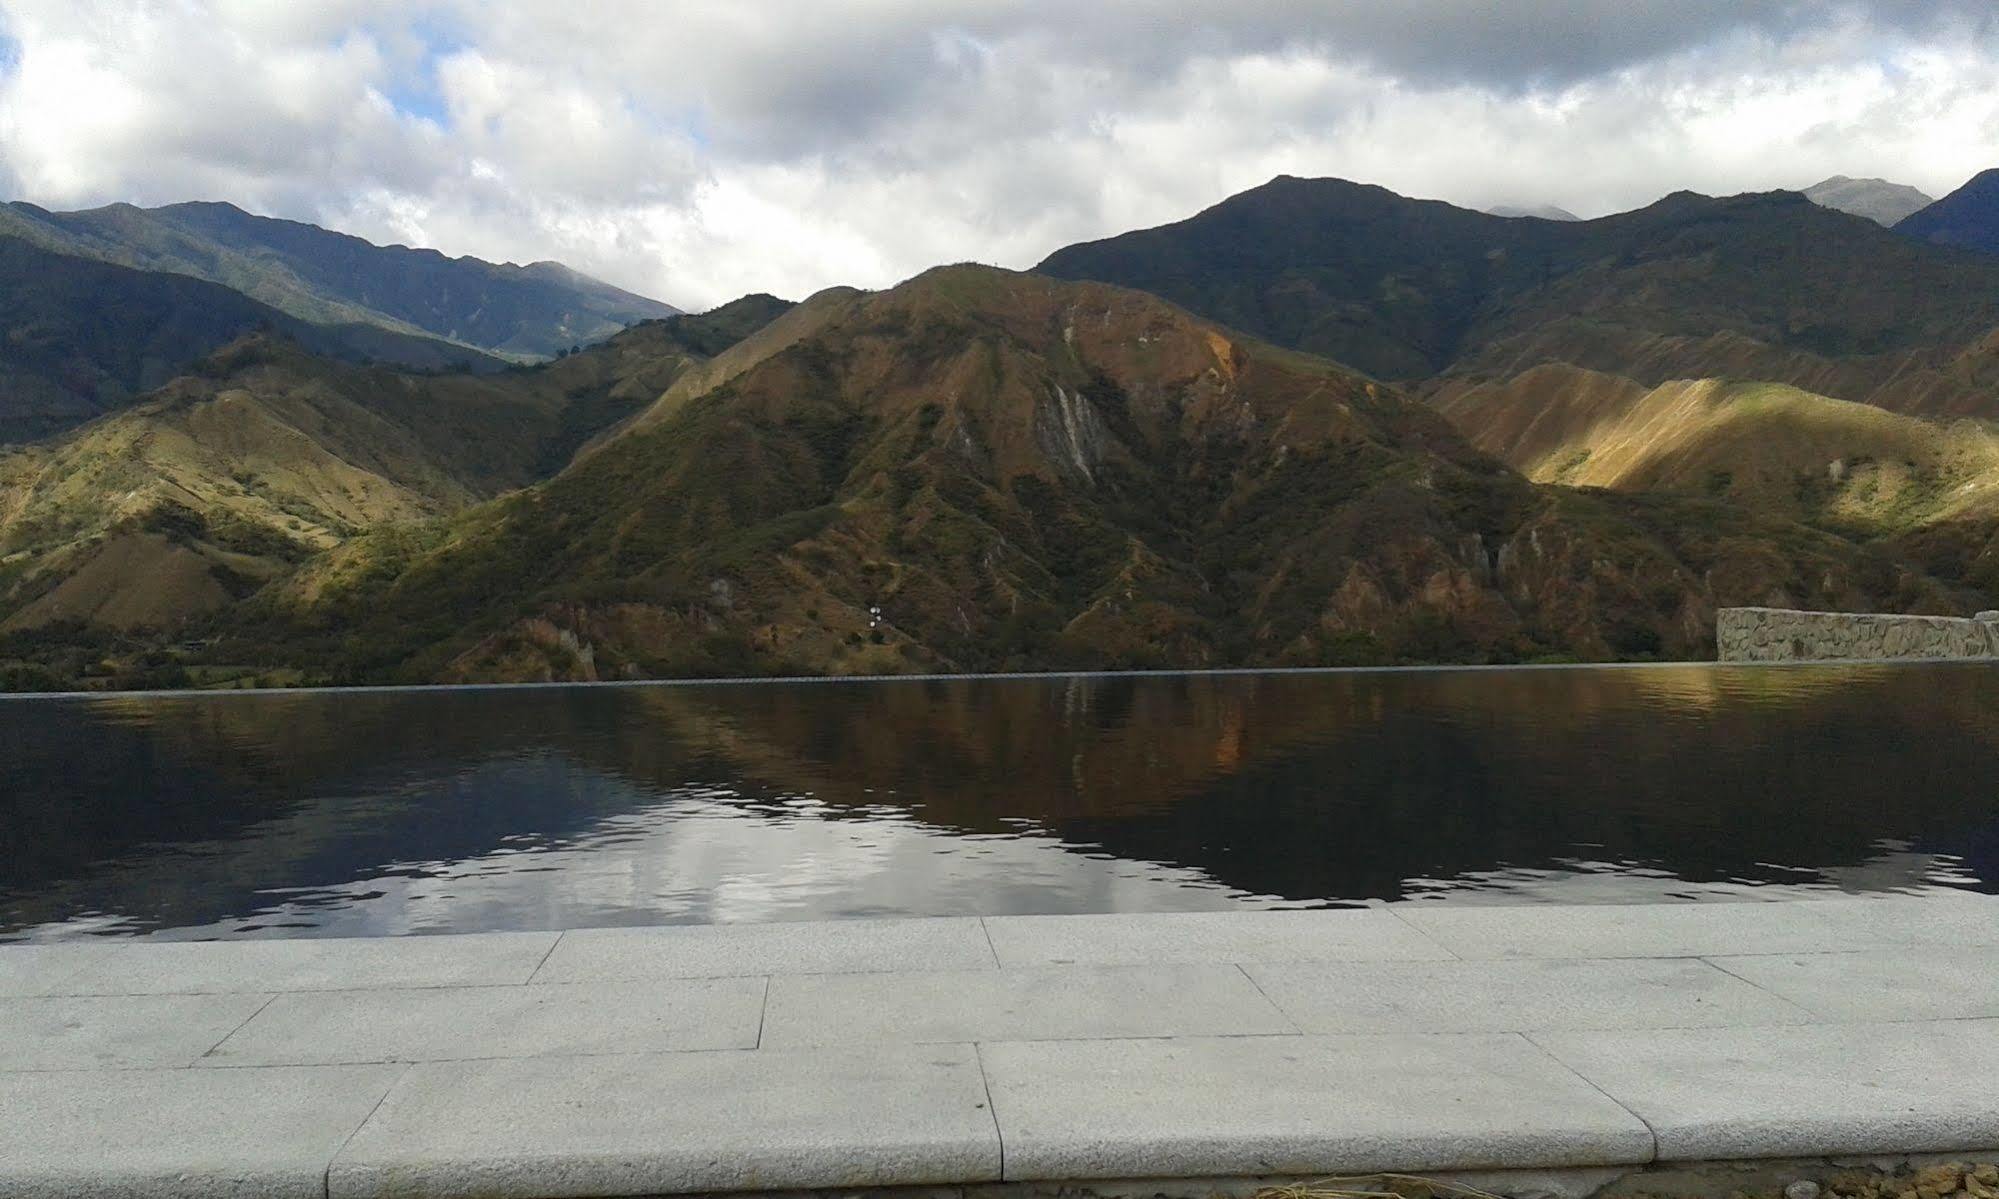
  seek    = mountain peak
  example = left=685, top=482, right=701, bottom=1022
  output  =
left=1636, top=189, right=1818, bottom=220
left=1802, top=175, right=1935, bottom=225
left=1485, top=204, right=1581, bottom=221
left=160, top=199, right=251, bottom=216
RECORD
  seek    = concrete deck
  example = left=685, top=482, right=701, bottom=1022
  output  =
left=3, top=895, right=1998, bottom=1199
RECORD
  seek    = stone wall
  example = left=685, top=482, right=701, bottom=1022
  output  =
left=1717, top=606, right=1999, bottom=663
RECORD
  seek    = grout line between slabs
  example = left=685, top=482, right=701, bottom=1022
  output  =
left=1521, top=1030, right=1660, bottom=1164
left=33, top=978, right=568, bottom=999
left=1231, top=962, right=1305, bottom=1035
left=972, top=1042, right=1006, bottom=1182
left=321, top=1061, right=411, bottom=1199
left=523, top=931, right=566, bottom=985
left=1378, top=904, right=1465, bottom=961
left=191, top=991, right=282, bottom=1066
left=976, top=917, right=1003, bottom=969
left=1696, top=955, right=1838, bottom=1024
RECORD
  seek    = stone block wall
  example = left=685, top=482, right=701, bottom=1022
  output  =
left=1717, top=606, right=1999, bottom=663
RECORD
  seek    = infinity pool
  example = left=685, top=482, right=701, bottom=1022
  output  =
left=3, top=663, right=1995, bottom=940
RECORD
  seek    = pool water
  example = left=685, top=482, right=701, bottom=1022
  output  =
left=2, top=663, right=1995, bottom=940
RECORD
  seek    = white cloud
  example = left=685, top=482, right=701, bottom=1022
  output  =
left=0, top=0, right=1996, bottom=310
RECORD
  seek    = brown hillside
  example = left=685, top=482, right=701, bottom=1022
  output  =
left=1434, top=366, right=1999, bottom=530
left=230, top=266, right=1969, bottom=685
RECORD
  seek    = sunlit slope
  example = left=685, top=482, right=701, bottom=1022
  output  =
left=0, top=340, right=565, bottom=630
left=1434, top=365, right=1999, bottom=530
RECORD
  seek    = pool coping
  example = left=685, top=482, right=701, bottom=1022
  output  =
left=2, top=896, right=1997, bottom=1198
left=3, top=653, right=1992, bottom=702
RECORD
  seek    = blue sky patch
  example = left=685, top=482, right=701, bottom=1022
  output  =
left=379, top=17, right=464, bottom=127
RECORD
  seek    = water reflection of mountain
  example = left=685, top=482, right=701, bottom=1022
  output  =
left=2, top=665, right=1995, bottom=938
left=627, top=667, right=1999, bottom=899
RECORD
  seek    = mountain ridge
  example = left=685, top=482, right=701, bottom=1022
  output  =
left=0, top=199, right=678, bottom=359
left=1896, top=168, right=1999, bottom=256
left=9, top=176, right=1999, bottom=690
left=0, top=235, right=506, bottom=444
left=1038, top=174, right=1999, bottom=419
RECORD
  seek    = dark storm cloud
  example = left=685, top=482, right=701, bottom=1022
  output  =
left=1202, top=1, right=1997, bottom=89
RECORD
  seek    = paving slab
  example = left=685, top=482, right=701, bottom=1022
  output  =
left=200, top=977, right=765, bottom=1065
left=1534, top=1018, right=1999, bottom=1161
left=1392, top=894, right=1999, bottom=960
left=1243, top=957, right=1814, bottom=1034
left=47, top=931, right=560, bottom=995
left=531, top=916, right=994, bottom=982
left=0, top=944, right=113, bottom=997
left=0, top=1062, right=404, bottom=1199
left=982, top=910, right=1455, bottom=967
left=1786, top=894, right=1999, bottom=951
left=978, top=1032, right=1654, bottom=1181
left=328, top=1043, right=1001, bottom=1198
left=762, top=963, right=1297, bottom=1048
left=1708, top=946, right=1999, bottom=1022
left=0, top=992, right=273, bottom=1070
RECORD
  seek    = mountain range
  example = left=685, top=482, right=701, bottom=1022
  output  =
left=0, top=200, right=684, bottom=445
left=218, top=264, right=1953, bottom=684
left=1036, top=176, right=1999, bottom=404
left=1483, top=176, right=1940, bottom=228
left=5, top=171, right=1999, bottom=690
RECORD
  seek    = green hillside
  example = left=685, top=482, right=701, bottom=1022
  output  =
left=1038, top=177, right=1999, bottom=419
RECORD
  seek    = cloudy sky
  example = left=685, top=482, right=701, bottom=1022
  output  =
left=1, top=1, right=1996, bottom=310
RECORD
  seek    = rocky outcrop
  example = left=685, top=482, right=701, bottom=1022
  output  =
left=1718, top=606, right=1999, bottom=662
